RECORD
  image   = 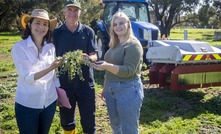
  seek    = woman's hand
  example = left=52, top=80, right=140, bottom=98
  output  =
left=101, top=88, right=105, bottom=101
left=34, top=59, right=63, bottom=80
left=50, top=59, right=63, bottom=70
left=81, top=53, right=90, bottom=62
left=81, top=52, right=98, bottom=64
left=92, top=60, right=106, bottom=71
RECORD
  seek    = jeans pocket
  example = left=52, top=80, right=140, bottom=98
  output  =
left=134, top=81, right=144, bottom=100
left=119, top=80, right=136, bottom=89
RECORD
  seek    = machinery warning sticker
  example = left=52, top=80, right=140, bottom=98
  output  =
left=182, top=54, right=221, bottom=61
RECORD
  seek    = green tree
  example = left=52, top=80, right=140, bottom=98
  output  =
left=0, top=0, right=100, bottom=32
left=80, top=0, right=100, bottom=29
left=0, top=0, right=61, bottom=31
left=196, top=0, right=221, bottom=29
left=0, top=0, right=26, bottom=31
left=150, top=0, right=200, bottom=37
left=212, top=0, right=221, bottom=28
left=198, top=4, right=216, bottom=28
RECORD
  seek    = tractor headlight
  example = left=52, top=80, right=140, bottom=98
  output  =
left=143, top=29, right=152, bottom=41
left=158, top=30, right=161, bottom=40
left=143, top=29, right=148, bottom=40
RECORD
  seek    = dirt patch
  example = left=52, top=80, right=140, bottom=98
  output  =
left=0, top=53, right=10, bottom=62
left=95, top=93, right=112, bottom=134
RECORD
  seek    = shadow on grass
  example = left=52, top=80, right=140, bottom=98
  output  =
left=140, top=85, right=221, bottom=124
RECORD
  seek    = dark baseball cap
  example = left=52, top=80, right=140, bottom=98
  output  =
left=64, top=0, right=81, bottom=9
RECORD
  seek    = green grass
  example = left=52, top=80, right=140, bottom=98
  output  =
left=1, top=29, right=221, bottom=134
left=139, top=87, right=221, bottom=133
left=170, top=28, right=221, bottom=46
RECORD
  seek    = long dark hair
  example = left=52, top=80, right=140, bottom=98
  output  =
left=21, top=18, right=52, bottom=44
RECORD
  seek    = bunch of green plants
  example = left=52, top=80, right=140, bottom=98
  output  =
left=56, top=50, right=90, bottom=81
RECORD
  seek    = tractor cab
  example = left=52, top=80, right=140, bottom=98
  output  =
left=101, top=0, right=150, bottom=33
left=97, top=0, right=159, bottom=62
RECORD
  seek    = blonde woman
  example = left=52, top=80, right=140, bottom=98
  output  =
left=93, top=11, right=144, bottom=134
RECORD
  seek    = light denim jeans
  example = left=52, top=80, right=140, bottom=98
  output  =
left=104, top=78, right=144, bottom=134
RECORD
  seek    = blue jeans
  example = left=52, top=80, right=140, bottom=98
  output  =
left=105, top=78, right=144, bottom=134
left=15, top=101, right=56, bottom=134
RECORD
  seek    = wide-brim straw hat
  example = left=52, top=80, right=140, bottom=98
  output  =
left=20, top=9, right=57, bottom=31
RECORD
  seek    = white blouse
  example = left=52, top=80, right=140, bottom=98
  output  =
left=11, top=36, right=60, bottom=109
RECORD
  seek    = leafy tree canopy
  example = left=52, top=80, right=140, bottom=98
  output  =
left=0, top=0, right=100, bottom=31
left=150, top=0, right=200, bottom=37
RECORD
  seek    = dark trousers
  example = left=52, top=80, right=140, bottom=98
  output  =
left=59, top=86, right=96, bottom=134
left=15, top=101, right=56, bottom=134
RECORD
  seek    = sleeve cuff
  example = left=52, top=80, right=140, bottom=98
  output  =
left=25, top=72, right=35, bottom=84
left=54, top=77, right=61, bottom=88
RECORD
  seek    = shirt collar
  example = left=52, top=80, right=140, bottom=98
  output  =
left=27, top=36, right=36, bottom=48
left=61, top=21, right=83, bottom=33
left=26, top=35, right=46, bottom=48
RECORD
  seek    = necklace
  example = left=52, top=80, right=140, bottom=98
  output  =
left=37, top=46, right=43, bottom=59
left=35, top=40, right=44, bottom=59
left=38, top=46, right=42, bottom=53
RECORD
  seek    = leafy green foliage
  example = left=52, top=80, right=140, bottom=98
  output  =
left=0, top=0, right=101, bottom=32
left=150, top=0, right=200, bottom=36
left=56, top=50, right=90, bottom=80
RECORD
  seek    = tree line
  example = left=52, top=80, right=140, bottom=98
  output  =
left=0, top=0, right=221, bottom=37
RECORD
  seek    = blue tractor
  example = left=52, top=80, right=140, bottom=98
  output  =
left=96, top=0, right=159, bottom=64
left=96, top=0, right=221, bottom=90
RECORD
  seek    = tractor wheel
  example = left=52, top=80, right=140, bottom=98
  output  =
left=97, top=30, right=109, bottom=60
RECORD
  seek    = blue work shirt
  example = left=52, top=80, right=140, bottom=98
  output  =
left=53, top=22, right=97, bottom=89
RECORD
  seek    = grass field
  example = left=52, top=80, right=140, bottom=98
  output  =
left=170, top=28, right=221, bottom=46
left=0, top=29, right=221, bottom=134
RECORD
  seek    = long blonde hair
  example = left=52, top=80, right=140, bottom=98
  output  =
left=109, top=11, right=136, bottom=48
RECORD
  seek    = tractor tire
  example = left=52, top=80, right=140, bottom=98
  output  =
left=97, top=30, right=110, bottom=60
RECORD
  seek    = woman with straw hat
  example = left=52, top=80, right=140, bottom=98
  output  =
left=11, top=9, right=62, bottom=134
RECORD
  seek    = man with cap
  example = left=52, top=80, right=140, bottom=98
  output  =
left=53, top=0, right=97, bottom=134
